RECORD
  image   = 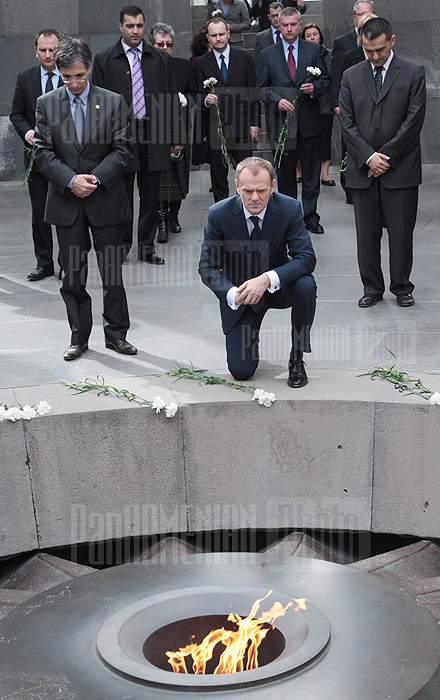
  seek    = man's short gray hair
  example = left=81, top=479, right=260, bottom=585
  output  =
left=53, top=36, right=92, bottom=69
left=236, top=157, right=275, bottom=183
left=279, top=6, right=301, bottom=23
left=149, top=22, right=174, bottom=44
left=353, top=0, right=374, bottom=12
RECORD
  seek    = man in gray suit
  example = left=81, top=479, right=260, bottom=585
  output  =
left=253, top=2, right=283, bottom=71
left=34, top=36, right=137, bottom=360
left=339, top=17, right=426, bottom=308
left=207, top=0, right=251, bottom=47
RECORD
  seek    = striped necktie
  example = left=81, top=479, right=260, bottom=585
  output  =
left=129, top=48, right=146, bottom=119
left=374, top=66, right=383, bottom=97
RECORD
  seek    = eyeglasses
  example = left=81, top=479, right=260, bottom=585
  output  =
left=155, top=41, right=173, bottom=48
left=61, top=73, right=88, bottom=83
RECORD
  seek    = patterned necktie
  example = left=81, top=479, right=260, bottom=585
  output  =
left=129, top=48, right=146, bottom=119
left=45, top=71, right=54, bottom=93
left=287, top=45, right=296, bottom=82
left=73, top=96, right=85, bottom=145
left=220, top=53, right=227, bottom=82
left=374, top=66, right=383, bottom=97
left=275, top=30, right=281, bottom=43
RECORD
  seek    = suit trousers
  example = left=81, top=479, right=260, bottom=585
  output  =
left=28, top=168, right=53, bottom=268
left=57, top=203, right=130, bottom=345
left=225, top=274, right=316, bottom=380
left=210, top=146, right=253, bottom=202
left=351, top=179, right=417, bottom=297
left=122, top=120, right=161, bottom=256
left=277, top=132, right=321, bottom=224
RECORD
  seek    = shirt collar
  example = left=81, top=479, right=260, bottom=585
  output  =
left=243, top=205, right=267, bottom=223
left=66, top=81, right=90, bottom=105
left=121, top=39, right=144, bottom=54
left=370, top=50, right=394, bottom=73
left=281, top=37, right=299, bottom=55
left=214, top=44, right=230, bottom=63
left=40, top=66, right=60, bottom=78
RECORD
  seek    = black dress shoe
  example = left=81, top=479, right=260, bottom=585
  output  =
left=396, top=293, right=415, bottom=307
left=358, top=293, right=383, bottom=308
left=321, top=179, right=336, bottom=186
left=306, top=221, right=325, bottom=235
left=63, top=343, right=88, bottom=361
left=27, top=266, right=54, bottom=282
left=105, top=339, right=138, bottom=355
left=287, top=358, right=308, bottom=388
left=138, top=251, right=165, bottom=264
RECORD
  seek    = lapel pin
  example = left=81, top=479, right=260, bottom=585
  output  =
left=95, top=104, right=100, bottom=109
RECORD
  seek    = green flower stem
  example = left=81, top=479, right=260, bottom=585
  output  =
left=340, top=153, right=347, bottom=175
left=210, top=87, right=235, bottom=172
left=274, top=70, right=314, bottom=168
left=167, top=363, right=255, bottom=394
left=19, top=145, right=36, bottom=191
left=359, top=350, right=432, bottom=400
left=60, top=376, right=151, bottom=406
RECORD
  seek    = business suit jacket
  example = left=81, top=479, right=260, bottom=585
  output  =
left=257, top=38, right=330, bottom=142
left=33, top=84, right=132, bottom=227
left=92, top=41, right=179, bottom=171
left=10, top=65, right=63, bottom=167
left=253, top=27, right=277, bottom=71
left=339, top=54, right=426, bottom=190
left=195, top=47, right=260, bottom=146
left=199, top=192, right=316, bottom=333
left=330, top=28, right=357, bottom=109
left=207, top=1, right=251, bottom=45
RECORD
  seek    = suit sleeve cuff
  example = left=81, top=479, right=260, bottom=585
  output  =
left=366, top=152, right=377, bottom=165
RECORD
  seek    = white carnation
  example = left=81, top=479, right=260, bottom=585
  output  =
left=178, top=92, right=187, bottom=107
left=165, top=402, right=178, bottom=418
left=152, top=396, right=166, bottom=414
left=203, top=77, right=218, bottom=89
left=36, top=401, right=52, bottom=416
left=306, top=66, right=321, bottom=76
left=6, top=406, right=23, bottom=422
left=21, top=405, right=37, bottom=420
left=429, top=392, right=440, bottom=406
left=252, top=388, right=276, bottom=407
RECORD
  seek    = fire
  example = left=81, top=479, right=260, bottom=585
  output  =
left=165, top=590, right=307, bottom=675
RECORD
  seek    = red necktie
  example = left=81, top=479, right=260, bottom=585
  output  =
left=288, top=45, right=296, bottom=82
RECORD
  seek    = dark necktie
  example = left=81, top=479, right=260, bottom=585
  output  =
left=45, top=71, right=54, bottom=93
left=73, top=95, right=85, bottom=145
left=250, top=215, right=261, bottom=240
left=275, top=30, right=281, bottom=43
left=374, top=66, right=383, bottom=97
left=220, top=53, right=227, bottom=82
left=287, top=45, right=296, bottom=82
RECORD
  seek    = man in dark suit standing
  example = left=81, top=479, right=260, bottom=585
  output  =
left=251, top=0, right=307, bottom=31
left=10, top=28, right=61, bottom=281
left=339, top=17, right=426, bottom=308
left=34, top=36, right=137, bottom=360
left=199, top=156, right=316, bottom=387
left=257, top=6, right=330, bottom=234
left=253, top=2, right=283, bottom=71
left=92, top=5, right=182, bottom=265
left=195, top=17, right=260, bottom=202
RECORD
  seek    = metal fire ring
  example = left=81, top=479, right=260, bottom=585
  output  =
left=96, top=585, right=331, bottom=689
left=1, top=554, right=440, bottom=699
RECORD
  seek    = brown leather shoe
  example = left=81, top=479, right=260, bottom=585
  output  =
left=63, top=343, right=88, bottom=361
left=105, top=339, right=137, bottom=355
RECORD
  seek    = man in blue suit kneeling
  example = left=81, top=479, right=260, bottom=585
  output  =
left=199, top=157, right=316, bottom=387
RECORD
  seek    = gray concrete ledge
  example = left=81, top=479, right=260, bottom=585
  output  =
left=1, top=368, right=439, bottom=557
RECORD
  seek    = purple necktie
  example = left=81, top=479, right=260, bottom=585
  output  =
left=288, top=45, right=296, bottom=82
left=129, top=48, right=146, bottom=119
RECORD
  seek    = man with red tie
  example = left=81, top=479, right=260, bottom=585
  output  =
left=10, top=28, right=61, bottom=281
left=257, top=7, right=329, bottom=234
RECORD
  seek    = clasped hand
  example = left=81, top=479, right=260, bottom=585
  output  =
left=72, top=174, right=98, bottom=198
left=235, top=274, right=270, bottom=305
left=368, top=152, right=390, bottom=178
